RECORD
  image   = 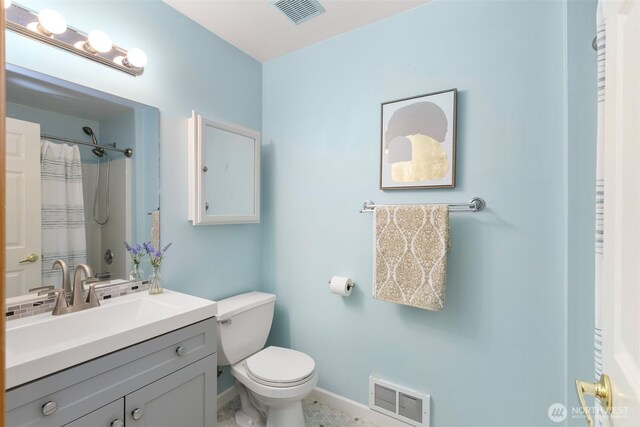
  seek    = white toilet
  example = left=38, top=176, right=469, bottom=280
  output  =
left=217, top=291, right=318, bottom=427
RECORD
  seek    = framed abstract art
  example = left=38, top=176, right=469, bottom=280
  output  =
left=380, top=89, right=457, bottom=189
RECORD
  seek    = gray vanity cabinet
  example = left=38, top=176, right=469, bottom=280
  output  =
left=6, top=318, right=217, bottom=427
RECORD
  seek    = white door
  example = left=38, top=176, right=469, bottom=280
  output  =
left=6, top=117, right=42, bottom=298
left=580, top=0, right=640, bottom=426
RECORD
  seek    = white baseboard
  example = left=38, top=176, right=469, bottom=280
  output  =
left=217, top=385, right=239, bottom=409
left=309, top=387, right=409, bottom=427
left=217, top=385, right=408, bottom=426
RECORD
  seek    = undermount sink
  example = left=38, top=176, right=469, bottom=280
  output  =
left=5, top=289, right=217, bottom=389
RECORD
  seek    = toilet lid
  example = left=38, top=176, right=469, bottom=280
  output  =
left=245, top=346, right=315, bottom=386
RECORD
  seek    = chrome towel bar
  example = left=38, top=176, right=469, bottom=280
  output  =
left=359, top=197, right=486, bottom=213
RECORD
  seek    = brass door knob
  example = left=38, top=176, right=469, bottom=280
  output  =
left=575, top=374, right=612, bottom=426
left=19, top=253, right=39, bottom=264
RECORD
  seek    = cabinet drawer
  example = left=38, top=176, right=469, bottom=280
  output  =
left=7, top=317, right=216, bottom=427
left=64, top=399, right=124, bottom=427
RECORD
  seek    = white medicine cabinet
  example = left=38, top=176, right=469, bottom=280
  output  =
left=188, top=111, right=260, bottom=225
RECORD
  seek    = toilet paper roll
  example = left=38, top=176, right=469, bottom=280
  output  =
left=329, top=276, right=353, bottom=296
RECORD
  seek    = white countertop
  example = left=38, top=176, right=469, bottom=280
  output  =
left=6, top=289, right=217, bottom=389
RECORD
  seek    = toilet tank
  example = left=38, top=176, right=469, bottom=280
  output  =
left=216, top=291, right=276, bottom=366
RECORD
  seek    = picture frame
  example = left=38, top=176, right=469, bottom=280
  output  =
left=380, top=88, right=457, bottom=189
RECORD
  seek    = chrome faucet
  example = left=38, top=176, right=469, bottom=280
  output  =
left=72, top=264, right=94, bottom=306
left=40, top=264, right=102, bottom=316
left=52, top=259, right=70, bottom=294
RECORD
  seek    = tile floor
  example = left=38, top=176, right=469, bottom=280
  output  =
left=217, top=396, right=381, bottom=427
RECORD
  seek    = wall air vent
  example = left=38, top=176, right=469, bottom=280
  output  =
left=272, top=0, right=326, bottom=25
left=369, top=376, right=430, bottom=427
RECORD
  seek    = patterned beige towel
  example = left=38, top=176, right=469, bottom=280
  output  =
left=374, top=204, right=449, bottom=311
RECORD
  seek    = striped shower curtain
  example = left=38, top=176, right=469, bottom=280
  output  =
left=40, top=140, right=87, bottom=291
left=594, top=2, right=606, bottom=426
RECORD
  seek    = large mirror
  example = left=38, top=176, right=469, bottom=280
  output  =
left=5, top=64, right=160, bottom=300
left=188, top=112, right=260, bottom=225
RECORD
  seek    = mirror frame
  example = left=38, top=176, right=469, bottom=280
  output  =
left=188, top=111, right=260, bottom=225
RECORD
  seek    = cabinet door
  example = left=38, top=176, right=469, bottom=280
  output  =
left=64, top=398, right=124, bottom=427
left=125, top=355, right=216, bottom=427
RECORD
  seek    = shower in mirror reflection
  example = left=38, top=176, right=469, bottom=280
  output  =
left=40, top=137, right=88, bottom=290
left=5, top=64, right=160, bottom=299
left=82, top=126, right=110, bottom=226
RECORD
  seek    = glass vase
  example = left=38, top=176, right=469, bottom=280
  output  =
left=130, top=263, right=144, bottom=282
left=148, top=265, right=163, bottom=295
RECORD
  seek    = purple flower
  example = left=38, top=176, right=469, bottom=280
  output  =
left=125, top=241, right=145, bottom=264
left=145, top=241, right=172, bottom=267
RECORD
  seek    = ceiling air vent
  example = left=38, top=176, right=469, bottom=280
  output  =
left=272, top=0, right=326, bottom=25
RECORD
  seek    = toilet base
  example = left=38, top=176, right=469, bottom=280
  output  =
left=235, top=410, right=265, bottom=427
left=262, top=402, right=305, bottom=427
left=234, top=402, right=305, bottom=427
left=233, top=378, right=308, bottom=427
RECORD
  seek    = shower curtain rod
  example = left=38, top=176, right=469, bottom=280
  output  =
left=41, top=133, right=134, bottom=158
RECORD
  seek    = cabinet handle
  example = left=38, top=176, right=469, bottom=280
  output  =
left=131, top=408, right=143, bottom=420
left=42, top=401, right=57, bottom=416
left=111, top=419, right=124, bottom=427
left=176, top=346, right=187, bottom=357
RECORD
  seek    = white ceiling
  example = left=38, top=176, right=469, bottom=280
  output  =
left=163, top=0, right=429, bottom=62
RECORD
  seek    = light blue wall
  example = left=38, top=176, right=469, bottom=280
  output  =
left=5, top=0, right=598, bottom=424
left=6, top=101, right=101, bottom=163
left=6, top=0, right=263, bottom=300
left=132, top=107, right=161, bottom=252
left=262, top=1, right=569, bottom=426
left=566, top=0, right=597, bottom=424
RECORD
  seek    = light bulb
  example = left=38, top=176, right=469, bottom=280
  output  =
left=4, top=0, right=12, bottom=9
left=125, top=48, right=147, bottom=68
left=87, top=30, right=113, bottom=53
left=38, top=9, right=67, bottom=35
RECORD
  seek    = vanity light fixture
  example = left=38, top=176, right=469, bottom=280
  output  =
left=35, top=9, right=67, bottom=35
left=85, top=30, right=113, bottom=54
left=5, top=2, right=147, bottom=76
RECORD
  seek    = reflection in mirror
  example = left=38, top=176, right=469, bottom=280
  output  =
left=188, top=113, right=260, bottom=225
left=5, top=64, right=160, bottom=300
left=205, top=126, right=256, bottom=216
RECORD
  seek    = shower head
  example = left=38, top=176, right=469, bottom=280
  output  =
left=82, top=126, right=99, bottom=145
left=82, top=126, right=104, bottom=157
left=92, top=147, right=105, bottom=157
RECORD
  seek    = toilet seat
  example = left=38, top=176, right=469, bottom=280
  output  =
left=245, top=346, right=315, bottom=388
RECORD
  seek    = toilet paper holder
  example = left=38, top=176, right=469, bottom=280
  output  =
left=328, top=279, right=355, bottom=291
